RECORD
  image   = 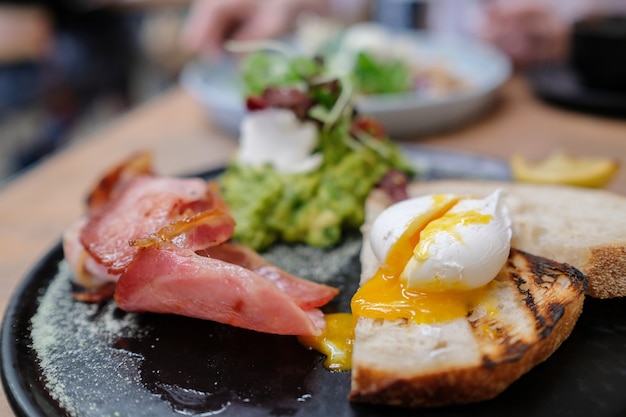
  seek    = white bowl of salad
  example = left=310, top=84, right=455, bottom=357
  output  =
left=181, top=23, right=511, bottom=139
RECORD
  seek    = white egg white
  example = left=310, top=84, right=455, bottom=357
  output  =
left=369, top=194, right=458, bottom=263
left=370, top=190, right=512, bottom=291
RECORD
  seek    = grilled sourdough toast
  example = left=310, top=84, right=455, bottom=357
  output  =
left=400, top=180, right=626, bottom=299
left=350, top=190, right=588, bottom=408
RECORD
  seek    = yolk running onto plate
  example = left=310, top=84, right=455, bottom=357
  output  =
left=299, top=313, right=354, bottom=371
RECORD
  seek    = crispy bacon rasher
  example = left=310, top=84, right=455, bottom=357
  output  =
left=86, top=151, right=154, bottom=214
left=63, top=153, right=338, bottom=336
left=80, top=176, right=232, bottom=274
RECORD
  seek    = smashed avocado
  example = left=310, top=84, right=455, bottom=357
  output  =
left=221, top=132, right=407, bottom=250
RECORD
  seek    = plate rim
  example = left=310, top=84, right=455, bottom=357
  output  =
left=1, top=243, right=64, bottom=417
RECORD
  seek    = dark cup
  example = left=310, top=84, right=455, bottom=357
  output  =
left=570, top=15, right=626, bottom=91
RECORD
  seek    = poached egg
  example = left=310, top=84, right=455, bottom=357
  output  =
left=352, top=190, right=512, bottom=324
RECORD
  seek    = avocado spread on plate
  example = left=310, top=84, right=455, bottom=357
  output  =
left=219, top=45, right=414, bottom=250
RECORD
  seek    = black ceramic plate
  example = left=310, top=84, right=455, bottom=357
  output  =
left=3, top=147, right=626, bottom=417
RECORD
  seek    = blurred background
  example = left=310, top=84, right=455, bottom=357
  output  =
left=0, top=0, right=192, bottom=182
left=0, top=0, right=622, bottom=183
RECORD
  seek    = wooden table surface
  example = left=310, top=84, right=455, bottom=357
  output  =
left=1, top=75, right=625, bottom=416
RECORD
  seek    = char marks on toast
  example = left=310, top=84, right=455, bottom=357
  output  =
left=349, top=249, right=587, bottom=408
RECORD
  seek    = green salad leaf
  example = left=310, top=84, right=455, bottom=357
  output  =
left=352, top=51, right=413, bottom=95
left=240, top=52, right=323, bottom=97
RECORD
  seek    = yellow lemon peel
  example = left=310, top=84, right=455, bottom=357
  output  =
left=510, top=152, right=619, bottom=188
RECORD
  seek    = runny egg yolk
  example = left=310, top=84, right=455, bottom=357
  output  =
left=299, top=313, right=354, bottom=371
left=302, top=195, right=503, bottom=371
left=351, top=198, right=495, bottom=324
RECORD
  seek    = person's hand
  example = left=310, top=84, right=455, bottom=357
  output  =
left=182, top=0, right=330, bottom=58
left=479, top=2, right=570, bottom=68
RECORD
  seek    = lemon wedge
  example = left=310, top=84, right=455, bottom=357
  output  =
left=510, top=152, right=619, bottom=188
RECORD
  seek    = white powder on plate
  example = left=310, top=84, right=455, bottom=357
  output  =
left=30, top=261, right=170, bottom=416
left=28, top=235, right=362, bottom=416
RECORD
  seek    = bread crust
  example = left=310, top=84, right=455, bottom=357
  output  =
left=587, top=246, right=626, bottom=298
left=349, top=249, right=587, bottom=407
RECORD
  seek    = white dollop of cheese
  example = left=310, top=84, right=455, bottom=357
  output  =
left=370, top=190, right=512, bottom=291
left=238, top=108, right=322, bottom=174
